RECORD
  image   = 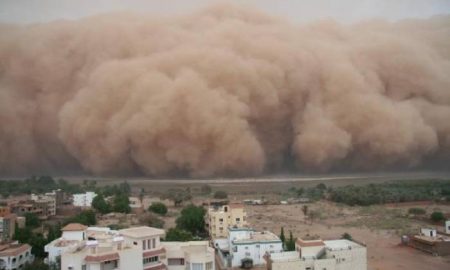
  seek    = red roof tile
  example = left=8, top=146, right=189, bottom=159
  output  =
left=144, top=263, right=167, bottom=270
left=62, top=223, right=88, bottom=231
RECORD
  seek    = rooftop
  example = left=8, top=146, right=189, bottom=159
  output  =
left=323, top=239, right=364, bottom=251
left=62, top=223, right=88, bottom=231
left=296, top=239, right=325, bottom=247
left=119, top=226, right=165, bottom=239
left=233, top=231, right=281, bottom=244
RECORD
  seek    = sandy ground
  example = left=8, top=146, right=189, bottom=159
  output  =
left=245, top=202, right=450, bottom=270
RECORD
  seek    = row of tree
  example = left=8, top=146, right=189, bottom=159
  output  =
left=329, top=180, right=450, bottom=206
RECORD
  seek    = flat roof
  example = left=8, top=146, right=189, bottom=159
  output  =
left=119, top=226, right=165, bottom=239
left=296, top=239, right=325, bottom=247
left=324, top=239, right=363, bottom=250
left=62, top=223, right=88, bottom=231
left=233, top=231, right=281, bottom=244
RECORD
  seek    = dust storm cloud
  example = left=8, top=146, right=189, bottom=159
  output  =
left=1, top=5, right=450, bottom=177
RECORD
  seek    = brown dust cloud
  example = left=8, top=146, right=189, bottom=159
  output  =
left=1, top=4, right=450, bottom=177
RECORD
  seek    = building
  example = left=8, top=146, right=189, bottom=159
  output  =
left=0, top=214, right=16, bottom=242
left=31, top=194, right=56, bottom=217
left=405, top=228, right=450, bottom=256
left=207, top=204, right=247, bottom=239
left=73, top=192, right=97, bottom=207
left=265, top=238, right=367, bottom=270
left=445, top=220, right=450, bottom=234
left=214, top=227, right=283, bottom=268
left=0, top=242, right=34, bottom=270
left=50, top=225, right=215, bottom=270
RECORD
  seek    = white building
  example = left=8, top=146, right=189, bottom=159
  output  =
left=215, top=227, right=283, bottom=268
left=73, top=192, right=97, bottom=207
left=50, top=224, right=215, bottom=270
left=265, top=238, right=367, bottom=270
left=0, top=242, right=34, bottom=270
left=45, top=223, right=89, bottom=264
left=446, top=220, right=450, bottom=234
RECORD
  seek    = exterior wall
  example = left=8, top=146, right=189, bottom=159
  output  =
left=232, top=241, right=282, bottom=267
left=119, top=247, right=142, bottom=270
left=163, top=241, right=215, bottom=270
left=62, top=230, right=86, bottom=241
left=328, top=246, right=367, bottom=270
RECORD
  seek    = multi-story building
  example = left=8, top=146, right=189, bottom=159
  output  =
left=214, top=227, right=283, bottom=268
left=49, top=224, right=215, bottom=270
left=207, top=204, right=247, bottom=238
left=0, top=215, right=16, bottom=242
left=73, top=192, right=97, bottom=207
left=0, top=242, right=34, bottom=270
left=265, top=238, right=367, bottom=270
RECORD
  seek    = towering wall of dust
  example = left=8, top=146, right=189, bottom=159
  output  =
left=1, top=5, right=450, bottom=177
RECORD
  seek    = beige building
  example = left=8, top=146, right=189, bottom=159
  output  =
left=207, top=204, right=247, bottom=238
left=265, top=238, right=367, bottom=270
left=0, top=242, right=34, bottom=270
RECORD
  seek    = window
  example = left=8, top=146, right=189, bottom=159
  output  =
left=143, top=256, right=158, bottom=264
left=236, top=218, right=240, bottom=222
left=152, top=238, right=156, bottom=249
left=147, top=239, right=151, bottom=249
left=205, top=262, right=213, bottom=270
left=192, top=263, right=203, bottom=270
left=168, top=258, right=184, bottom=265
left=143, top=240, right=146, bottom=250
left=245, top=252, right=251, bottom=256
left=82, top=265, right=86, bottom=270
left=219, top=218, right=223, bottom=222
left=256, top=245, right=260, bottom=248
left=245, top=246, right=249, bottom=250
left=133, top=241, right=138, bottom=246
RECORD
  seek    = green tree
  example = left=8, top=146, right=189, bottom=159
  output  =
left=430, top=211, right=445, bottom=222
left=301, top=205, right=308, bottom=216
left=66, top=210, right=96, bottom=225
left=213, top=190, right=228, bottom=199
left=92, top=194, right=111, bottom=214
left=165, top=228, right=194, bottom=241
left=14, top=227, right=33, bottom=243
left=141, top=213, right=165, bottom=228
left=176, top=204, right=206, bottom=236
left=25, top=212, right=40, bottom=228
left=149, top=202, right=168, bottom=215
left=286, top=231, right=296, bottom=251
left=47, top=223, right=62, bottom=242
left=279, top=227, right=286, bottom=249
left=113, top=194, right=131, bottom=213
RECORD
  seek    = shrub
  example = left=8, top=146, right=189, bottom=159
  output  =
left=341, top=232, right=353, bottom=241
left=149, top=202, right=168, bottom=215
left=213, top=190, right=228, bottom=199
left=430, top=211, right=445, bottom=222
left=408, top=207, right=426, bottom=215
